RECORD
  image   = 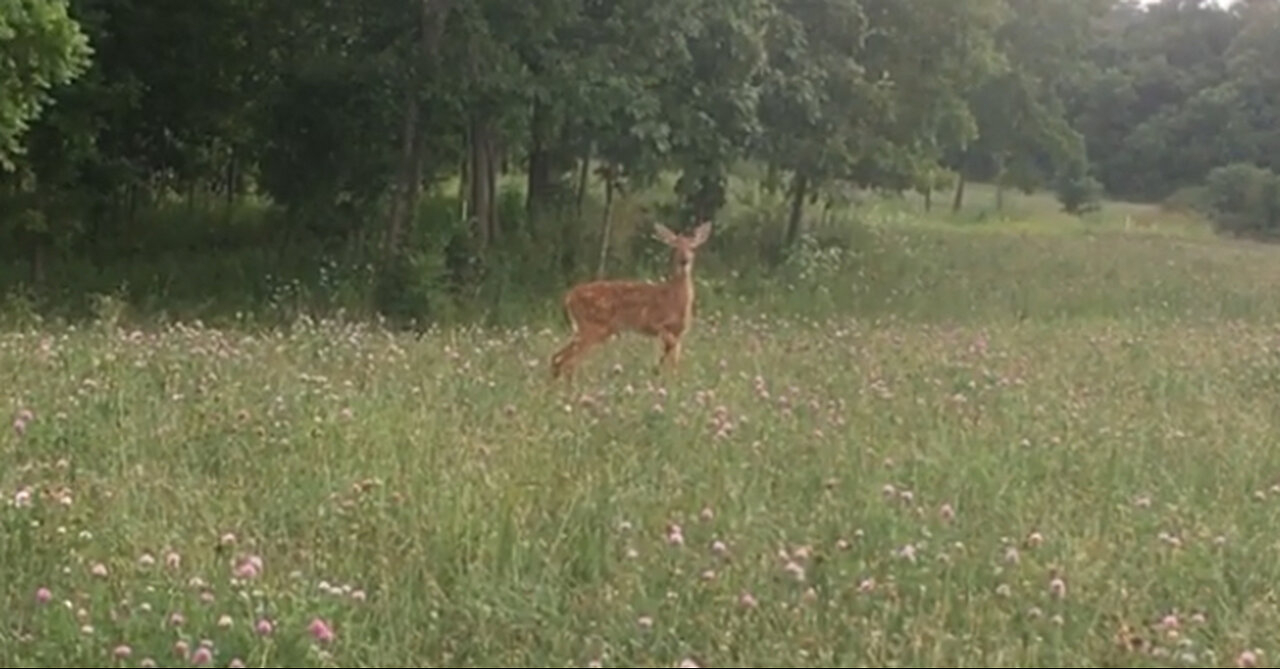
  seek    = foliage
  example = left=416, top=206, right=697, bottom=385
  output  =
left=1052, top=159, right=1104, bottom=215
left=0, top=0, right=91, bottom=169
left=1203, top=162, right=1280, bottom=238
left=2, top=0, right=1280, bottom=321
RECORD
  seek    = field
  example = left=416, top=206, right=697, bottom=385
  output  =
left=7, top=186, right=1280, bottom=668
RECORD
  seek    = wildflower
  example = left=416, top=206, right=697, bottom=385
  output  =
left=308, top=618, right=335, bottom=644
left=113, top=645, right=132, bottom=659
left=233, top=555, right=262, bottom=579
left=255, top=618, right=274, bottom=636
left=34, top=587, right=51, bottom=604
left=13, top=409, right=32, bottom=436
left=637, top=615, right=654, bottom=629
left=1236, top=650, right=1258, bottom=668
left=90, top=562, right=109, bottom=578
left=191, top=646, right=212, bottom=666
left=1049, top=577, right=1066, bottom=599
left=939, top=503, right=955, bottom=522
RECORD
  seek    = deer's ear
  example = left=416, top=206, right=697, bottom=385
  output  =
left=653, top=223, right=679, bottom=246
left=689, top=221, right=712, bottom=247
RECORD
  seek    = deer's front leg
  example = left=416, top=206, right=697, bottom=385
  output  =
left=656, top=331, right=681, bottom=374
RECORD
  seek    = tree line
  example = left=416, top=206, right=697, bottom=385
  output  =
left=3, top=0, right=1279, bottom=316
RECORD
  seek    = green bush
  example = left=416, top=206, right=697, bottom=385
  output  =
left=1204, top=162, right=1280, bottom=238
left=1053, top=162, right=1104, bottom=216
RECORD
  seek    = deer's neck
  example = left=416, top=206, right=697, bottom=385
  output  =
left=668, top=270, right=695, bottom=323
left=667, top=268, right=693, bottom=294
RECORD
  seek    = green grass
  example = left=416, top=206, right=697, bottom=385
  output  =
left=7, top=187, right=1280, bottom=667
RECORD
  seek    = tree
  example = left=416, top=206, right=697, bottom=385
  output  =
left=949, top=0, right=1107, bottom=214
left=0, top=0, right=91, bottom=170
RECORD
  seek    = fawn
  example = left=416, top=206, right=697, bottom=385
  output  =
left=550, top=220, right=712, bottom=381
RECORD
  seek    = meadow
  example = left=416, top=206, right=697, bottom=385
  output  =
left=7, top=184, right=1280, bottom=667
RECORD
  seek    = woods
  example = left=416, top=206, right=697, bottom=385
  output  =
left=2, top=0, right=1279, bottom=322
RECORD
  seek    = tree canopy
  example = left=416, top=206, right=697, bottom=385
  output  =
left=4, top=0, right=1280, bottom=316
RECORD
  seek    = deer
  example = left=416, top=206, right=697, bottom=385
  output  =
left=550, top=220, right=713, bottom=381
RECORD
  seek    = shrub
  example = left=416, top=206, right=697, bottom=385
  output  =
left=1053, top=162, right=1104, bottom=216
left=1203, top=162, right=1280, bottom=238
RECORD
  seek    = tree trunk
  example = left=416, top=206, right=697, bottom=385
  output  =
left=385, top=90, right=420, bottom=256
left=469, top=115, right=499, bottom=250
left=595, top=166, right=616, bottom=279
left=457, top=156, right=468, bottom=223
left=994, top=154, right=1007, bottom=212
left=575, top=143, right=592, bottom=222
left=384, top=0, right=452, bottom=261
left=923, top=189, right=932, bottom=212
left=31, top=240, right=46, bottom=285
left=224, top=153, right=236, bottom=212
left=128, top=183, right=138, bottom=225
left=785, top=172, right=809, bottom=248
left=526, top=97, right=552, bottom=227
left=952, top=172, right=966, bottom=214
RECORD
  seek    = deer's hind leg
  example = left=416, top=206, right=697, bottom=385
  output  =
left=551, top=300, right=585, bottom=380
left=552, top=325, right=610, bottom=381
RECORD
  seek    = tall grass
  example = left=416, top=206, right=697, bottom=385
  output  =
left=6, top=178, right=1280, bottom=666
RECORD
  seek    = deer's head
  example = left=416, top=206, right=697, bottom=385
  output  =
left=654, top=221, right=712, bottom=280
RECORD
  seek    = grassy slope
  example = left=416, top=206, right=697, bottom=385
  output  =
left=5, top=184, right=1280, bottom=667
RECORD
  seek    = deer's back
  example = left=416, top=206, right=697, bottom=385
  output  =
left=565, top=279, right=690, bottom=335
